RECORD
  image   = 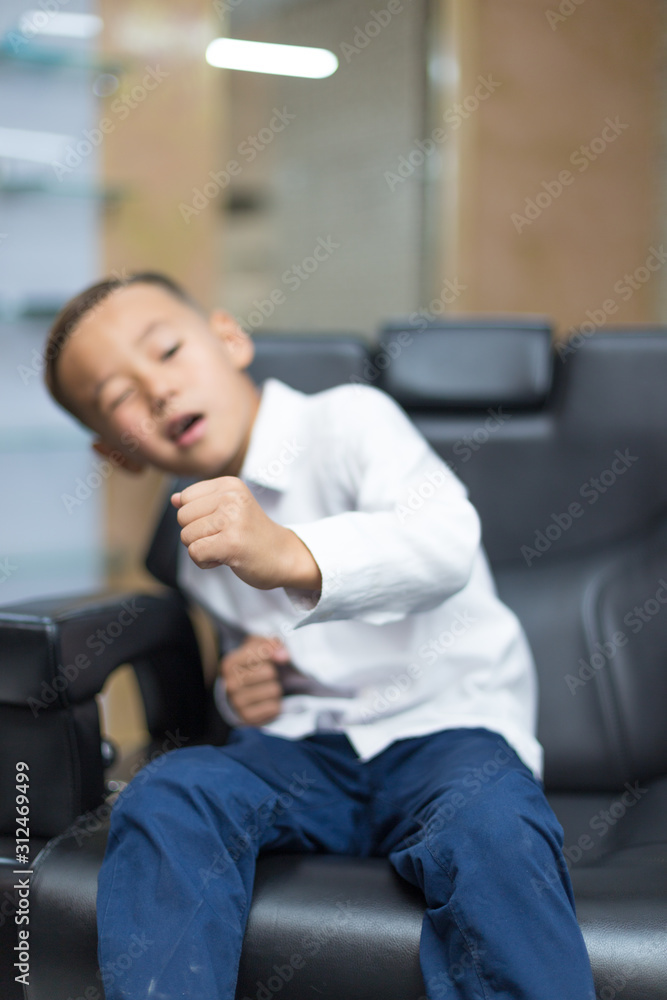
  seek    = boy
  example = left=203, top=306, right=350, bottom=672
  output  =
left=44, top=272, right=595, bottom=999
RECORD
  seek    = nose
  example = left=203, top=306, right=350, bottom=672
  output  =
left=143, top=371, right=175, bottom=418
left=151, top=393, right=170, bottom=418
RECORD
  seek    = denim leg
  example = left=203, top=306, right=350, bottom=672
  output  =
left=369, top=728, right=596, bottom=1000
left=96, top=730, right=367, bottom=1000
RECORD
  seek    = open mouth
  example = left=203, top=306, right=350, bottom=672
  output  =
left=166, top=413, right=205, bottom=447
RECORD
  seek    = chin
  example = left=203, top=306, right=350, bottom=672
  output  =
left=188, top=457, right=234, bottom=480
left=156, top=444, right=237, bottom=480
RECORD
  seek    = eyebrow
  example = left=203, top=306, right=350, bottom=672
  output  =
left=92, top=320, right=167, bottom=403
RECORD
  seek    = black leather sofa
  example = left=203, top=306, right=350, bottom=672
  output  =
left=2, top=317, right=667, bottom=999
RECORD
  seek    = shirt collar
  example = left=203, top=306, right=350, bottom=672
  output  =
left=239, top=377, right=307, bottom=492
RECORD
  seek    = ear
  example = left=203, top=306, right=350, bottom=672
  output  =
left=92, top=439, right=146, bottom=475
left=208, top=309, right=255, bottom=370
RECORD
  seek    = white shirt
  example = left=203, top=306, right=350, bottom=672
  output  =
left=178, top=378, right=543, bottom=778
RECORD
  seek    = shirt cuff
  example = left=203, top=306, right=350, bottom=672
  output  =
left=283, top=517, right=407, bottom=627
left=283, top=585, right=321, bottom=614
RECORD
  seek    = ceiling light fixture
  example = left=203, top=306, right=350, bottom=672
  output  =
left=206, top=37, right=338, bottom=79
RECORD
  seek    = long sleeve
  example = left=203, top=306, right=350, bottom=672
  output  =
left=177, top=376, right=541, bottom=776
left=284, top=385, right=481, bottom=627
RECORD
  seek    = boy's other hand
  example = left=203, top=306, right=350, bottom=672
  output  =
left=171, top=477, right=322, bottom=592
left=221, top=634, right=288, bottom=725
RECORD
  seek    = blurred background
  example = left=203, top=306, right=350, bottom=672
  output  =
left=0, top=0, right=664, bottom=610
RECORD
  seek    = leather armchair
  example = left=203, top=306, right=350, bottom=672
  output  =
left=2, top=320, right=667, bottom=999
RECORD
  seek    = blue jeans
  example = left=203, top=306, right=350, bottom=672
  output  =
left=97, top=727, right=595, bottom=999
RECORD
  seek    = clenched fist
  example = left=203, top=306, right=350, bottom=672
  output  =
left=221, top=634, right=289, bottom=725
left=171, top=477, right=321, bottom=592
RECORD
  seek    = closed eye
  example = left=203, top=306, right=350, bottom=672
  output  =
left=109, top=387, right=134, bottom=410
left=162, top=343, right=181, bottom=360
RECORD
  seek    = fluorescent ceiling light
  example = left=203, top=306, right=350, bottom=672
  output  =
left=0, top=126, right=74, bottom=164
left=18, top=11, right=103, bottom=39
left=206, top=38, right=338, bottom=79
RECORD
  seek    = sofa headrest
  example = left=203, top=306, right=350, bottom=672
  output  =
left=377, top=317, right=553, bottom=409
left=248, top=335, right=369, bottom=394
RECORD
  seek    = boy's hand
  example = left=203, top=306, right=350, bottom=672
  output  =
left=171, top=477, right=321, bottom=592
left=221, top=634, right=289, bottom=725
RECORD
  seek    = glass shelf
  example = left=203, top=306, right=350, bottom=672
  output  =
left=0, top=179, right=126, bottom=202
left=0, top=40, right=124, bottom=75
left=0, top=301, right=64, bottom=322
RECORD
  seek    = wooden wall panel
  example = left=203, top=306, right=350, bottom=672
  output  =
left=439, top=0, right=664, bottom=337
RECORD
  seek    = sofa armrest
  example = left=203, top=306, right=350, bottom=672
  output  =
left=0, top=590, right=206, bottom=839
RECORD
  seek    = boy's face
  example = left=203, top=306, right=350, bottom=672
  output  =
left=57, top=283, right=261, bottom=478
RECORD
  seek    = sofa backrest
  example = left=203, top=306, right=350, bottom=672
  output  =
left=378, top=320, right=667, bottom=792
left=147, top=322, right=667, bottom=793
